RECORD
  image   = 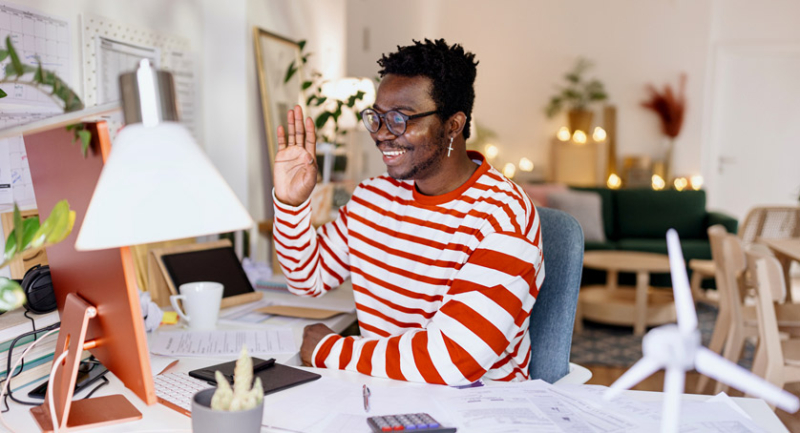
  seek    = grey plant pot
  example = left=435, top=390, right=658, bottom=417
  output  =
left=191, top=388, right=264, bottom=433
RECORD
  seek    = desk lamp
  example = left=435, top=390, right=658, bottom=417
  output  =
left=605, top=229, right=799, bottom=433
left=29, top=59, right=253, bottom=432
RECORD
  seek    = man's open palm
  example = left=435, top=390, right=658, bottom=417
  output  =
left=274, top=105, right=318, bottom=207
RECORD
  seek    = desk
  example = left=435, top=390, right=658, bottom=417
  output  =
left=0, top=280, right=789, bottom=432
left=761, top=238, right=800, bottom=303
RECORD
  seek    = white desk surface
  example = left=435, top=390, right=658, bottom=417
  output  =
left=0, top=281, right=790, bottom=433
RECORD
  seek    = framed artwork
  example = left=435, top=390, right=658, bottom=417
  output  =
left=253, top=28, right=306, bottom=166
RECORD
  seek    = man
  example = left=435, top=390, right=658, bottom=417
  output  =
left=272, top=39, right=543, bottom=385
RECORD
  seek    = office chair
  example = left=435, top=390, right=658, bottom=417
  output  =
left=528, top=207, right=589, bottom=384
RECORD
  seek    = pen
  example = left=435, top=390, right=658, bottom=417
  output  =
left=363, top=384, right=371, bottom=413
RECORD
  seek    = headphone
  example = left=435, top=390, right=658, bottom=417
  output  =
left=21, top=264, right=57, bottom=314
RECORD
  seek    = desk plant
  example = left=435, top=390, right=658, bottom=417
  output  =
left=210, top=345, right=264, bottom=411
left=0, top=36, right=91, bottom=154
left=545, top=57, right=608, bottom=134
left=1, top=201, right=74, bottom=311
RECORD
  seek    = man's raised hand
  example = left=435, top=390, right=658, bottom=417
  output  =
left=274, top=105, right=318, bottom=207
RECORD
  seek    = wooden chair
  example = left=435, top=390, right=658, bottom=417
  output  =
left=747, top=253, right=800, bottom=403
left=695, top=229, right=800, bottom=394
left=689, top=205, right=800, bottom=304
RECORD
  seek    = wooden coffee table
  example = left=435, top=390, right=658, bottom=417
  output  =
left=577, top=251, right=676, bottom=336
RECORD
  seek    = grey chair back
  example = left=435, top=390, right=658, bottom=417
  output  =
left=528, top=207, right=584, bottom=383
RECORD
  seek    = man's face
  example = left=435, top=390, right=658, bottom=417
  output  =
left=370, top=74, right=447, bottom=181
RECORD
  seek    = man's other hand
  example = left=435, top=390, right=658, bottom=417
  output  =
left=301, top=323, right=336, bottom=366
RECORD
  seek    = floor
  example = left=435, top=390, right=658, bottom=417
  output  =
left=586, top=366, right=800, bottom=432
left=583, top=277, right=800, bottom=432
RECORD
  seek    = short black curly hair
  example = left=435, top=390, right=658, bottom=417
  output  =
left=377, top=39, right=478, bottom=139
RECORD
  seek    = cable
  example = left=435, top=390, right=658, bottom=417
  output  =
left=48, top=351, right=70, bottom=433
left=5, top=323, right=60, bottom=385
left=0, top=327, right=60, bottom=433
left=22, top=311, right=38, bottom=339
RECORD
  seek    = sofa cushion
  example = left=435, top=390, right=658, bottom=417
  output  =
left=615, top=189, right=707, bottom=239
left=585, top=240, right=617, bottom=250
left=547, top=190, right=606, bottom=242
left=521, top=183, right=568, bottom=207
left=571, top=187, right=616, bottom=240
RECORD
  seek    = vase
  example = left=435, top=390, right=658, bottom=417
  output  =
left=567, top=110, right=593, bottom=134
left=661, top=136, right=675, bottom=183
left=191, top=388, right=264, bottom=433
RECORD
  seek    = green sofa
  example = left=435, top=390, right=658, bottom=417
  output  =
left=572, top=187, right=738, bottom=287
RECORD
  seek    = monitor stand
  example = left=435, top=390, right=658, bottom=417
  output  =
left=30, top=293, right=141, bottom=432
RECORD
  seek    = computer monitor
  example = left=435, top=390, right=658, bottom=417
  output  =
left=24, top=121, right=155, bottom=430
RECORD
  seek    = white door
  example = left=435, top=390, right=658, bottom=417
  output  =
left=706, top=45, right=800, bottom=221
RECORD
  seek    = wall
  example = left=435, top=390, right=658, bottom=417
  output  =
left=346, top=0, right=714, bottom=184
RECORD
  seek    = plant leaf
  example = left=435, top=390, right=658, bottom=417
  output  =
left=0, top=278, right=25, bottom=312
left=0, top=88, right=6, bottom=98
left=31, top=200, right=74, bottom=248
left=6, top=36, right=23, bottom=76
left=301, top=80, right=313, bottom=90
left=315, top=112, right=332, bottom=130
left=0, top=49, right=7, bottom=62
left=77, top=129, right=92, bottom=156
left=298, top=40, right=306, bottom=50
left=283, top=62, right=297, bottom=83
left=12, top=205, right=22, bottom=256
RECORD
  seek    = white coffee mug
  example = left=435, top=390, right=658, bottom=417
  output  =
left=170, top=281, right=224, bottom=330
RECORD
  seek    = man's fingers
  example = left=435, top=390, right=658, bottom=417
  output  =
left=286, top=110, right=296, bottom=146
left=277, top=125, right=286, bottom=151
left=293, top=105, right=305, bottom=148
left=305, top=117, right=317, bottom=156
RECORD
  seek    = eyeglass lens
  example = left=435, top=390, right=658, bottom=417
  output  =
left=362, top=109, right=409, bottom=135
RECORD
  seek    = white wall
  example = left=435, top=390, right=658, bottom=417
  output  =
left=346, top=0, right=714, bottom=182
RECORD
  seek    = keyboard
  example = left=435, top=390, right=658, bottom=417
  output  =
left=154, top=373, right=214, bottom=416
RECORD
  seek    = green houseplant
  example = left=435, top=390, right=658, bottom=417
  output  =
left=0, top=37, right=92, bottom=154
left=1, top=202, right=75, bottom=311
left=545, top=57, right=609, bottom=134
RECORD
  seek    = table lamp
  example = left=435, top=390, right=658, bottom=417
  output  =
left=76, top=59, right=253, bottom=251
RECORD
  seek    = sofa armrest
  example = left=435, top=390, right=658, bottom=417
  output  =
left=707, top=211, right=738, bottom=234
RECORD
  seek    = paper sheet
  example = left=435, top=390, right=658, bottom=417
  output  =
left=149, top=329, right=296, bottom=357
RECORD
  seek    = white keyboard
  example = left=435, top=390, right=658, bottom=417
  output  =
left=154, top=373, right=214, bottom=416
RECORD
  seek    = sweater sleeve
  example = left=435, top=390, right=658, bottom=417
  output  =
left=272, top=189, right=350, bottom=297
left=310, top=230, right=544, bottom=385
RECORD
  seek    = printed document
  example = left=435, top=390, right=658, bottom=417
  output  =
left=149, top=328, right=296, bottom=357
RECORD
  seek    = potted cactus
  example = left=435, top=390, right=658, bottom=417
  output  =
left=191, top=346, right=265, bottom=433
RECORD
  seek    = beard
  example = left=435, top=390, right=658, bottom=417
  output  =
left=386, top=127, right=448, bottom=181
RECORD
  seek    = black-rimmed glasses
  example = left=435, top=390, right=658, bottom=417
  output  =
left=360, top=108, right=439, bottom=136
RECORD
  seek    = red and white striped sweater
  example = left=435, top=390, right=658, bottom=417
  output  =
left=273, top=152, right=544, bottom=385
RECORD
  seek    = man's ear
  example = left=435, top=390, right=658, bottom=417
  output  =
left=446, top=112, right=467, bottom=139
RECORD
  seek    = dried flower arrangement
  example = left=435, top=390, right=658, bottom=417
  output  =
left=641, top=74, right=687, bottom=139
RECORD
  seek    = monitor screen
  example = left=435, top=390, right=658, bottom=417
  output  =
left=25, top=121, right=156, bottom=406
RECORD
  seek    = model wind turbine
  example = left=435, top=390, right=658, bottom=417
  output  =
left=604, top=228, right=799, bottom=433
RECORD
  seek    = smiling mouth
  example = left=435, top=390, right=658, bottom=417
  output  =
left=382, top=149, right=407, bottom=157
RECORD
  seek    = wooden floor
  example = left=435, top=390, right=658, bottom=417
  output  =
left=585, top=366, right=800, bottom=431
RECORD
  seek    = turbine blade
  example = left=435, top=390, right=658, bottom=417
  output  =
left=695, top=347, right=799, bottom=413
left=662, top=367, right=685, bottom=433
left=667, top=229, right=698, bottom=333
left=605, top=356, right=663, bottom=400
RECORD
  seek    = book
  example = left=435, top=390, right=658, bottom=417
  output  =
left=0, top=308, right=59, bottom=344
left=8, top=350, right=92, bottom=392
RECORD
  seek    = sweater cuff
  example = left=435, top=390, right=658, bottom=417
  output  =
left=272, top=188, right=312, bottom=217
left=311, top=333, right=342, bottom=368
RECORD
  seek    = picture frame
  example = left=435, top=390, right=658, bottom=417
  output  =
left=253, top=27, right=306, bottom=166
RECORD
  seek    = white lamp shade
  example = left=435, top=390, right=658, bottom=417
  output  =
left=75, top=122, right=254, bottom=250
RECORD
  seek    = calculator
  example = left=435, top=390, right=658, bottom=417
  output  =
left=366, top=413, right=456, bottom=432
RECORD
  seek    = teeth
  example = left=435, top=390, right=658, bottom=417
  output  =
left=383, top=150, right=406, bottom=157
